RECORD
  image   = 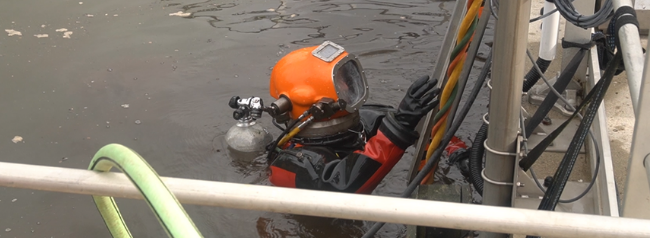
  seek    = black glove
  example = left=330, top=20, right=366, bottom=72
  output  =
left=394, top=75, right=440, bottom=131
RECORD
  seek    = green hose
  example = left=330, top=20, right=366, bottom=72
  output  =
left=89, top=143, right=203, bottom=238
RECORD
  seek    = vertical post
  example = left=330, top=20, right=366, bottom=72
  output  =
left=622, top=35, right=650, bottom=219
left=613, top=0, right=645, bottom=114
left=482, top=0, right=531, bottom=238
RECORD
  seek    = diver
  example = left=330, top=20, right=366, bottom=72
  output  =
left=229, top=41, right=441, bottom=194
left=265, top=41, right=442, bottom=194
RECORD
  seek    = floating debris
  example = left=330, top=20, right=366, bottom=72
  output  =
left=63, top=31, right=73, bottom=38
left=41, top=24, right=46, bottom=28
left=107, top=68, right=112, bottom=72
left=55, top=28, right=68, bottom=32
left=169, top=11, right=191, bottom=17
left=290, top=14, right=296, bottom=18
left=11, top=136, right=23, bottom=143
left=135, top=120, right=141, bottom=125
left=79, top=1, right=83, bottom=4
left=34, top=34, right=49, bottom=38
left=11, top=199, right=17, bottom=202
left=121, top=104, right=129, bottom=109
left=5, top=228, right=11, bottom=232
left=113, top=14, right=118, bottom=17
left=5, top=29, right=22, bottom=36
left=87, top=14, right=94, bottom=18
left=267, top=8, right=276, bottom=12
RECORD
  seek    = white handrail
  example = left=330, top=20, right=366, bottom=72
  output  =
left=1, top=161, right=650, bottom=238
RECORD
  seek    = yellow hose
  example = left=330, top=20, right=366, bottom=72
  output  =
left=422, top=0, right=484, bottom=183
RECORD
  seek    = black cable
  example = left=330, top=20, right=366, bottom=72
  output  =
left=272, top=118, right=286, bottom=131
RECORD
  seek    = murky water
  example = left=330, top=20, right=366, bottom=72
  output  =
left=0, top=0, right=492, bottom=237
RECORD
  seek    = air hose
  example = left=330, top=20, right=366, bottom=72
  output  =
left=89, top=144, right=203, bottom=238
left=522, top=58, right=552, bottom=92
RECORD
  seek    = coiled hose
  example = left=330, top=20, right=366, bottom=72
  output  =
left=467, top=57, right=550, bottom=195
left=468, top=123, right=488, bottom=195
left=523, top=58, right=552, bottom=92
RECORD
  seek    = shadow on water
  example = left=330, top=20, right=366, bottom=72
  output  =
left=0, top=0, right=491, bottom=237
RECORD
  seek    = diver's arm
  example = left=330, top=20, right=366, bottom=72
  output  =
left=320, top=113, right=419, bottom=193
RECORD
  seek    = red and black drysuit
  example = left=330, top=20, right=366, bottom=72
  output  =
left=268, top=76, right=441, bottom=194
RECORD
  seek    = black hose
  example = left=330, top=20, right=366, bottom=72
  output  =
left=468, top=123, right=488, bottom=195
left=522, top=58, right=551, bottom=92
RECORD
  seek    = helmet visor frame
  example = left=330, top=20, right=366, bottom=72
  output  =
left=331, top=54, right=369, bottom=113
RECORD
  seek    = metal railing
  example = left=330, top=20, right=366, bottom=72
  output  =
left=1, top=161, right=650, bottom=238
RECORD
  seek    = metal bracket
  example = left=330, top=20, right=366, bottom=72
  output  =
left=483, top=140, right=518, bottom=156
left=482, top=169, right=514, bottom=186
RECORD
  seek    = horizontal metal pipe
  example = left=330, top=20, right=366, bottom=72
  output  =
left=1, top=161, right=650, bottom=238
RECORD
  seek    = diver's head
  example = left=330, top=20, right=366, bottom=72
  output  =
left=269, top=41, right=369, bottom=138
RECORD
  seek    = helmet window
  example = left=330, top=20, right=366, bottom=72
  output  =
left=334, top=60, right=365, bottom=107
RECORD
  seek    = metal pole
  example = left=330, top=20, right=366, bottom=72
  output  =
left=613, top=0, right=645, bottom=114
left=482, top=1, right=531, bottom=237
left=622, top=35, right=650, bottom=219
left=1, top=162, right=650, bottom=238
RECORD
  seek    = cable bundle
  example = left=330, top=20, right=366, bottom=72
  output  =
left=554, top=0, right=614, bottom=28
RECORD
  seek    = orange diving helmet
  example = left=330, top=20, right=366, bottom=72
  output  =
left=269, top=41, right=369, bottom=123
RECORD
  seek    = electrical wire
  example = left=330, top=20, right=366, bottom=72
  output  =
left=525, top=49, right=602, bottom=203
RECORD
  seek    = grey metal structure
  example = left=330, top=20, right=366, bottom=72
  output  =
left=481, top=2, right=531, bottom=238
left=623, top=36, right=650, bottom=219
